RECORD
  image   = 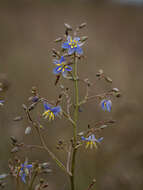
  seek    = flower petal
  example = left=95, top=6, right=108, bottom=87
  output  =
left=76, top=46, right=83, bottom=55
left=74, top=37, right=80, bottom=42
left=51, top=106, right=61, bottom=115
left=21, top=173, right=26, bottom=183
left=67, top=35, right=71, bottom=42
left=53, top=59, right=59, bottom=65
left=65, top=66, right=72, bottom=71
left=60, top=56, right=65, bottom=63
left=53, top=66, right=63, bottom=74
left=26, top=164, right=32, bottom=169
left=44, top=103, right=51, bottom=110
left=62, top=42, right=69, bottom=49
left=68, top=47, right=75, bottom=55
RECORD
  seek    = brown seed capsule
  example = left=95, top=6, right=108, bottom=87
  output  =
left=105, top=76, right=112, bottom=83
left=22, top=104, right=27, bottom=110
left=11, top=147, right=19, bottom=153
left=79, top=22, right=87, bottom=29
left=112, top=88, right=119, bottom=92
left=81, top=36, right=88, bottom=42
left=10, top=136, right=17, bottom=144
left=54, top=37, right=63, bottom=42
left=13, top=116, right=23, bottom=121
left=64, top=23, right=72, bottom=31
left=25, top=127, right=32, bottom=135
left=116, top=92, right=121, bottom=98
left=96, top=69, right=103, bottom=77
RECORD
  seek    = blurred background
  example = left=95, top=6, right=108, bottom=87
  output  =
left=1, top=0, right=143, bottom=189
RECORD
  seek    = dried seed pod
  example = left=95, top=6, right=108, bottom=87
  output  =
left=115, top=92, right=121, bottom=98
left=31, top=86, right=38, bottom=95
left=0, top=174, right=8, bottom=180
left=52, top=48, right=60, bottom=57
left=10, top=136, right=17, bottom=144
left=105, top=76, right=112, bottom=83
left=112, top=88, right=119, bottom=92
left=11, top=147, right=19, bottom=153
left=96, top=69, right=103, bottom=77
left=40, top=178, right=44, bottom=184
left=108, top=120, right=116, bottom=124
left=79, top=22, right=87, bottom=29
left=13, top=116, right=23, bottom=121
left=54, top=37, right=62, bottom=42
left=64, top=23, right=72, bottom=31
left=25, top=127, right=32, bottom=135
left=78, top=132, right=84, bottom=136
left=100, top=125, right=108, bottom=129
left=22, top=104, right=27, bottom=110
left=81, top=36, right=88, bottom=42
left=42, top=183, right=49, bottom=188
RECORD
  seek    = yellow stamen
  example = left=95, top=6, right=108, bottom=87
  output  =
left=93, top=142, right=97, bottom=149
left=42, top=110, right=50, bottom=119
left=86, top=142, right=90, bottom=149
left=90, top=142, right=93, bottom=149
left=49, top=112, right=55, bottom=121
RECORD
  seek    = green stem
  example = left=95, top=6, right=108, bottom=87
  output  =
left=70, top=55, right=79, bottom=190
left=28, top=170, right=38, bottom=190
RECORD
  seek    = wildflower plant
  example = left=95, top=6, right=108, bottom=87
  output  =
left=1, top=23, right=121, bottom=190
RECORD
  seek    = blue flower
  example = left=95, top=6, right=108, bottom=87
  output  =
left=62, top=36, right=83, bottom=55
left=101, top=99, right=112, bottom=112
left=0, top=100, right=4, bottom=106
left=43, top=103, right=61, bottom=121
left=81, top=134, right=103, bottom=149
left=53, top=56, right=72, bottom=76
left=19, top=162, right=32, bottom=183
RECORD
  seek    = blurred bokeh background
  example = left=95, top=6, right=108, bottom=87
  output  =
left=1, top=0, right=143, bottom=189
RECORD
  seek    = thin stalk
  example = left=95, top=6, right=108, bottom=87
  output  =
left=70, top=55, right=79, bottom=190
left=28, top=170, right=38, bottom=190
left=35, top=125, right=72, bottom=176
left=26, top=109, right=71, bottom=176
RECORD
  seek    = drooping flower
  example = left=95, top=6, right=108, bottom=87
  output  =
left=62, top=36, right=83, bottom=55
left=81, top=134, right=103, bottom=149
left=19, top=161, right=32, bottom=183
left=101, top=99, right=112, bottom=112
left=43, top=103, right=61, bottom=121
left=53, top=56, right=72, bottom=76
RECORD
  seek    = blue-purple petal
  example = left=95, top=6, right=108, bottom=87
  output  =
left=51, top=106, right=61, bottom=115
left=62, top=42, right=69, bottom=49
left=53, top=59, right=59, bottom=65
left=68, top=48, right=75, bottom=55
left=74, top=37, right=80, bottom=42
left=65, top=66, right=72, bottom=71
left=76, top=46, right=83, bottom=55
left=53, top=66, right=63, bottom=74
left=60, top=56, right=65, bottom=63
left=26, top=164, right=32, bottom=169
left=81, top=136, right=86, bottom=141
left=67, top=35, right=71, bottom=42
left=21, top=173, right=26, bottom=183
left=44, top=103, right=51, bottom=110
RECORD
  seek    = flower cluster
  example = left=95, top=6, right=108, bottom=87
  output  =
left=53, top=35, right=84, bottom=78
